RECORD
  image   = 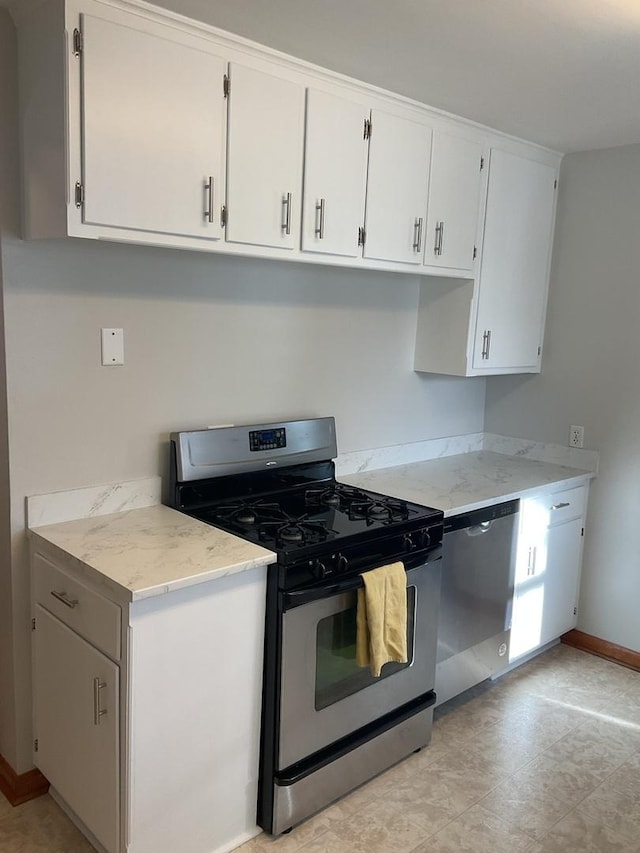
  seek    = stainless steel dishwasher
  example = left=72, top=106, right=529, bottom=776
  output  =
left=435, top=500, right=519, bottom=706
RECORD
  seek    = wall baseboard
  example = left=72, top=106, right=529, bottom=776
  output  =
left=0, top=753, right=49, bottom=806
left=562, top=629, right=640, bottom=672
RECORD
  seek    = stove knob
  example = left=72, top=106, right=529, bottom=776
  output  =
left=336, top=554, right=349, bottom=574
left=313, top=559, right=332, bottom=580
left=402, top=534, right=414, bottom=552
left=412, top=529, right=430, bottom=549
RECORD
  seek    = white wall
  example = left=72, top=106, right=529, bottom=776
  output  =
left=0, top=7, right=19, bottom=774
left=0, top=13, right=487, bottom=771
left=485, top=143, right=640, bottom=653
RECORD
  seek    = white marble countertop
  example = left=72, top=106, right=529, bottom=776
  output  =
left=340, top=450, right=594, bottom=516
left=29, top=504, right=276, bottom=602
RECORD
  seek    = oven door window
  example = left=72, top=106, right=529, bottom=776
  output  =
left=315, top=587, right=416, bottom=711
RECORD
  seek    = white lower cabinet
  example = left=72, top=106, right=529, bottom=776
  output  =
left=510, top=484, right=587, bottom=661
left=31, top=546, right=267, bottom=853
left=33, top=604, right=119, bottom=853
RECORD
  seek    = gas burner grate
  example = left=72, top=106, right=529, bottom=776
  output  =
left=257, top=513, right=334, bottom=547
left=348, top=496, right=412, bottom=525
left=210, top=500, right=284, bottom=528
left=304, top=484, right=375, bottom=510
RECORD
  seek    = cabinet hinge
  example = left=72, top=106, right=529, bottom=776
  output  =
left=220, top=204, right=227, bottom=227
left=72, top=27, right=83, bottom=56
left=223, top=74, right=230, bottom=98
left=554, top=179, right=558, bottom=189
left=537, top=345, right=541, bottom=356
left=363, top=118, right=372, bottom=140
left=74, top=181, right=84, bottom=208
left=573, top=606, right=577, bottom=615
left=31, top=617, right=36, bottom=631
left=480, top=155, right=485, bottom=171
left=581, top=527, right=584, bottom=537
left=357, top=226, right=366, bottom=246
left=473, top=245, right=477, bottom=260
left=33, top=738, right=38, bottom=753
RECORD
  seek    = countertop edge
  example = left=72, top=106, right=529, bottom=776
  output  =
left=341, top=453, right=595, bottom=517
left=128, top=552, right=277, bottom=601
left=28, top=523, right=277, bottom=605
left=437, top=471, right=594, bottom=517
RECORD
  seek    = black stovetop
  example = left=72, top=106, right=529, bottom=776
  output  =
left=173, top=461, right=443, bottom=560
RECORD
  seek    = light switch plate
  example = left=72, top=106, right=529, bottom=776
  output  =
left=101, top=328, right=124, bottom=366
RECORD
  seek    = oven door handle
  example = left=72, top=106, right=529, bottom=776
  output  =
left=283, top=546, right=442, bottom=609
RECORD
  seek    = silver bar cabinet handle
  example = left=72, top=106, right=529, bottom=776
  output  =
left=434, top=221, right=444, bottom=255
left=93, top=677, right=107, bottom=726
left=281, top=192, right=292, bottom=236
left=50, top=590, right=78, bottom=609
left=551, top=501, right=571, bottom=510
left=204, top=177, right=214, bottom=223
left=481, top=330, right=493, bottom=359
left=413, top=217, right=423, bottom=253
left=315, top=198, right=325, bottom=239
left=527, top=546, right=533, bottom=576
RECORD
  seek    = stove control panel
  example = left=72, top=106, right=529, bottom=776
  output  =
left=249, top=427, right=287, bottom=452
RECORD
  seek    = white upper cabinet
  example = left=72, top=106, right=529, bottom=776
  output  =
left=225, top=63, right=305, bottom=249
left=301, top=89, right=369, bottom=258
left=80, top=9, right=227, bottom=240
left=363, top=110, right=432, bottom=265
left=414, top=144, right=558, bottom=377
left=423, top=131, right=484, bottom=272
left=472, top=149, right=557, bottom=371
left=20, top=0, right=562, bottom=311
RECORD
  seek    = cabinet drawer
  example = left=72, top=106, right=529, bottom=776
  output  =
left=544, top=485, right=586, bottom=525
left=33, top=552, right=121, bottom=661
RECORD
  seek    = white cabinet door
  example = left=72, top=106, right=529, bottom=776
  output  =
left=33, top=605, right=119, bottom=853
left=81, top=11, right=226, bottom=240
left=226, top=63, right=305, bottom=249
left=424, top=132, right=484, bottom=271
left=510, top=492, right=585, bottom=661
left=473, top=149, right=557, bottom=370
left=301, top=89, right=369, bottom=257
left=539, top=518, right=583, bottom=644
left=364, top=110, right=431, bottom=265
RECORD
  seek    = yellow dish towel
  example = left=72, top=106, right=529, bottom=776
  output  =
left=356, top=561, right=408, bottom=677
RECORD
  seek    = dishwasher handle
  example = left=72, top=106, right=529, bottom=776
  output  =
left=466, top=521, right=494, bottom=536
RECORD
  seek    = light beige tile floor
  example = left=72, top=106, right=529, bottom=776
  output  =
left=2, top=644, right=640, bottom=852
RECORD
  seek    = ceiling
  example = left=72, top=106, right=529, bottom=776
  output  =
left=6, top=0, right=640, bottom=152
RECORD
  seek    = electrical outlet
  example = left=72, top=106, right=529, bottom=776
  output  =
left=569, top=425, right=584, bottom=448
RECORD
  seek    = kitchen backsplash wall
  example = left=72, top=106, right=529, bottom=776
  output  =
left=2, top=234, right=487, bottom=508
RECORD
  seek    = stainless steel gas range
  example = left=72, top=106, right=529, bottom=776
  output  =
left=168, top=417, right=444, bottom=835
